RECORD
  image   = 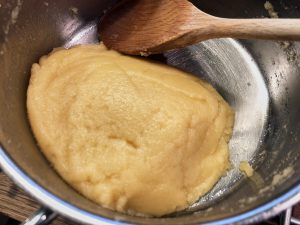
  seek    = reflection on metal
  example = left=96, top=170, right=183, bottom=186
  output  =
left=291, top=217, right=300, bottom=225
left=22, top=208, right=57, bottom=225
left=279, top=207, right=300, bottom=225
left=165, top=39, right=269, bottom=209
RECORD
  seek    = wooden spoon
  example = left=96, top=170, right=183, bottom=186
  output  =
left=99, top=0, right=300, bottom=55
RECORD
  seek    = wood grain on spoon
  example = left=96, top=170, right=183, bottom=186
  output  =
left=100, top=0, right=300, bottom=55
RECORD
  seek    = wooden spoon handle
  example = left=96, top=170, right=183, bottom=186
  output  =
left=216, top=18, right=300, bottom=41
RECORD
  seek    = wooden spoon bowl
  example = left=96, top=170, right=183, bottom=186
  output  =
left=100, top=0, right=300, bottom=55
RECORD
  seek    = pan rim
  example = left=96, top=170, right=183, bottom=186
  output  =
left=0, top=145, right=299, bottom=225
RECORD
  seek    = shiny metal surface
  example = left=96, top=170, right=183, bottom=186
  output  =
left=165, top=39, right=269, bottom=210
left=0, top=0, right=300, bottom=224
left=21, top=208, right=57, bottom=225
left=292, top=217, right=300, bottom=225
left=280, top=207, right=293, bottom=225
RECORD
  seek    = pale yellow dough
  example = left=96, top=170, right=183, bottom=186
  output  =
left=239, top=161, right=254, bottom=177
left=27, top=44, right=234, bottom=216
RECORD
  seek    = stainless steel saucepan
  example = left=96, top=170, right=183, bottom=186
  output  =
left=0, top=0, right=300, bottom=224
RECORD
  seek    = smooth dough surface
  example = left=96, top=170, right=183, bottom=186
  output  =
left=27, top=44, right=234, bottom=216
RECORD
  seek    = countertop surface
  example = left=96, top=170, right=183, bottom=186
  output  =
left=0, top=171, right=74, bottom=225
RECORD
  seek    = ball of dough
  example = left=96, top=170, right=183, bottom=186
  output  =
left=27, top=44, right=234, bottom=216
